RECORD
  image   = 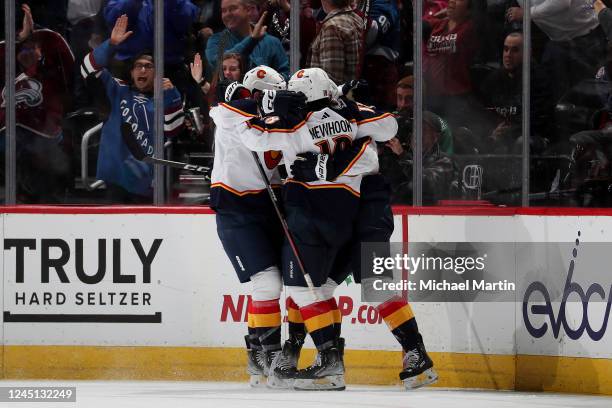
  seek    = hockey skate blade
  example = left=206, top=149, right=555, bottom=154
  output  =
left=293, top=375, right=346, bottom=391
left=249, top=374, right=267, bottom=388
left=267, top=374, right=295, bottom=389
left=402, top=367, right=438, bottom=390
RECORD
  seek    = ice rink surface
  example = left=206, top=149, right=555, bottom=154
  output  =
left=0, top=381, right=610, bottom=408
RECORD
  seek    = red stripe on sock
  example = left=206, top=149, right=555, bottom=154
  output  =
left=251, top=299, right=281, bottom=315
left=286, top=296, right=299, bottom=311
left=376, top=296, right=408, bottom=318
left=300, top=301, right=333, bottom=321
left=327, top=297, right=338, bottom=310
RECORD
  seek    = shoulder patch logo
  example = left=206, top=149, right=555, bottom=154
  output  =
left=264, top=116, right=280, bottom=125
left=264, top=150, right=283, bottom=170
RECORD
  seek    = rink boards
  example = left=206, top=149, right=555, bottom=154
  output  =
left=0, top=206, right=610, bottom=395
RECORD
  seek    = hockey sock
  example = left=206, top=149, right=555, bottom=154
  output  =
left=247, top=301, right=262, bottom=350
left=300, top=300, right=336, bottom=351
left=251, top=299, right=282, bottom=351
left=376, top=296, right=420, bottom=352
left=286, top=297, right=307, bottom=342
left=327, top=297, right=342, bottom=338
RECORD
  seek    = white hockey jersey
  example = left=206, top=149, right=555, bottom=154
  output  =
left=239, top=98, right=397, bottom=196
left=208, top=100, right=282, bottom=212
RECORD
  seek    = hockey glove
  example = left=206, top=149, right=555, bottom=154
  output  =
left=261, top=89, right=307, bottom=117
left=338, top=79, right=369, bottom=102
left=290, top=137, right=373, bottom=182
left=224, top=81, right=251, bottom=102
left=291, top=152, right=336, bottom=182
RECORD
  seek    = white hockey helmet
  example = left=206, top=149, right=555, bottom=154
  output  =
left=288, top=68, right=339, bottom=103
left=242, top=66, right=286, bottom=92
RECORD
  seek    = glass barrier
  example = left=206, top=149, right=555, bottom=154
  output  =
left=528, top=0, right=612, bottom=208
left=1, top=2, right=10, bottom=204
left=3, top=2, right=101, bottom=203
left=5, top=1, right=612, bottom=208
left=377, top=0, right=414, bottom=205
left=417, top=0, right=524, bottom=207
left=77, top=0, right=162, bottom=204
left=1, top=1, right=165, bottom=204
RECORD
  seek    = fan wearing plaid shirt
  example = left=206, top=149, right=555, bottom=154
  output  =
left=306, top=0, right=364, bottom=84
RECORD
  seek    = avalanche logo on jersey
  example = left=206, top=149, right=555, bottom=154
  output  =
left=1, top=74, right=43, bottom=109
left=120, top=96, right=154, bottom=155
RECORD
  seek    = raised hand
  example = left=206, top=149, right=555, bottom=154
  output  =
left=18, top=4, right=34, bottom=41
left=251, top=12, right=268, bottom=40
left=162, top=78, right=174, bottom=91
left=386, top=137, right=405, bottom=156
left=190, top=53, right=203, bottom=83
left=339, top=79, right=369, bottom=101
left=110, top=14, right=133, bottom=46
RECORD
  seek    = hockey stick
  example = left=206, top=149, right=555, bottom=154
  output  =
left=120, top=123, right=211, bottom=176
left=250, top=151, right=318, bottom=296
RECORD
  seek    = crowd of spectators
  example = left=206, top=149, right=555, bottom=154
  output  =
left=0, top=0, right=408, bottom=204
left=4, top=0, right=612, bottom=206
left=378, top=0, right=612, bottom=207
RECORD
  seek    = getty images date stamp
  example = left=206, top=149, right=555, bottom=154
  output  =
left=0, top=387, right=76, bottom=402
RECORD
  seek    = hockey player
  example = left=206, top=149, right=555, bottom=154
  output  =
left=238, top=68, right=398, bottom=390
left=290, top=141, right=439, bottom=389
left=206, top=65, right=287, bottom=387
left=256, top=78, right=438, bottom=389
left=288, top=104, right=438, bottom=390
left=266, top=139, right=378, bottom=390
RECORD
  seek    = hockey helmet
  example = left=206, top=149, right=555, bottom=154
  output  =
left=242, top=66, right=287, bottom=92
left=288, top=68, right=339, bottom=103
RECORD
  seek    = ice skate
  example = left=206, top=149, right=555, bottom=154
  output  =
left=293, top=341, right=345, bottom=391
left=399, top=338, right=438, bottom=390
left=245, top=335, right=267, bottom=388
left=267, top=338, right=304, bottom=389
left=263, top=349, right=282, bottom=377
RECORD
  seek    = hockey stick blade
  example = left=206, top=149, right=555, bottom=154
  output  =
left=120, top=122, right=210, bottom=175
left=144, top=156, right=211, bottom=175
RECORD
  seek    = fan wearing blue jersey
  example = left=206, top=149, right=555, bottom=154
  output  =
left=81, top=14, right=184, bottom=202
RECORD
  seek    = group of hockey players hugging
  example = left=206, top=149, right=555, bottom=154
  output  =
left=207, top=61, right=438, bottom=391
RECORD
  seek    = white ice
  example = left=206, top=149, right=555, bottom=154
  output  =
left=0, top=381, right=610, bottom=408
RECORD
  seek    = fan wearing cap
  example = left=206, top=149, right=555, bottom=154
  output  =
left=81, top=14, right=184, bottom=202
left=379, top=111, right=459, bottom=205
left=207, top=65, right=289, bottom=388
